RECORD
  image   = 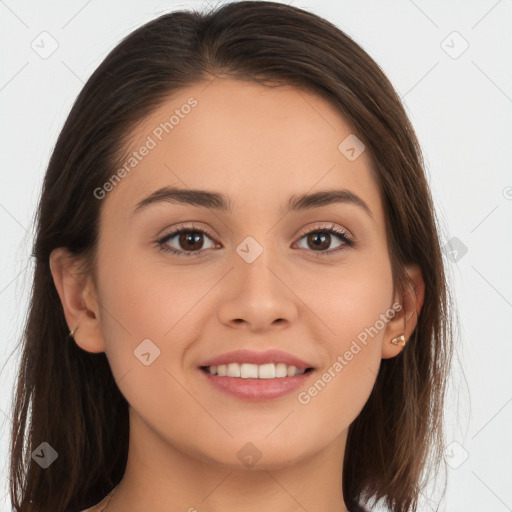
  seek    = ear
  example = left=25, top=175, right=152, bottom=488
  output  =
left=381, top=263, right=425, bottom=359
left=49, top=247, right=106, bottom=353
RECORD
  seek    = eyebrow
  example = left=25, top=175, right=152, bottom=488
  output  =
left=132, top=186, right=373, bottom=218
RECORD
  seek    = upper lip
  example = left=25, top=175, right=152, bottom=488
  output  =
left=199, top=349, right=314, bottom=371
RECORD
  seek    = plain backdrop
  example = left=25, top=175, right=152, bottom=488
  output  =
left=0, top=1, right=511, bottom=511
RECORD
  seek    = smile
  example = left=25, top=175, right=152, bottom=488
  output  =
left=201, top=362, right=311, bottom=378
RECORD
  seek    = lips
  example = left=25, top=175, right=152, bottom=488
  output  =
left=198, top=348, right=316, bottom=400
left=198, top=348, right=315, bottom=371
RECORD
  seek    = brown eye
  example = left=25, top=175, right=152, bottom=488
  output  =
left=306, top=232, right=331, bottom=251
left=178, top=231, right=205, bottom=251
left=157, top=226, right=217, bottom=256
left=295, top=224, right=354, bottom=254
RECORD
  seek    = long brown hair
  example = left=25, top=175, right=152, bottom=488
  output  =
left=7, top=2, right=454, bottom=510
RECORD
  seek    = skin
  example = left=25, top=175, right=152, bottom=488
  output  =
left=50, top=77, right=424, bottom=512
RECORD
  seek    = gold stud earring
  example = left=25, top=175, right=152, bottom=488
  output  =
left=69, top=326, right=79, bottom=338
left=391, top=334, right=405, bottom=346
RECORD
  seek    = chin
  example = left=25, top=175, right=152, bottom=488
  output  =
left=192, top=437, right=315, bottom=472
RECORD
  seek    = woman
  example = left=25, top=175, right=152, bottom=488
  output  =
left=8, top=1, right=454, bottom=511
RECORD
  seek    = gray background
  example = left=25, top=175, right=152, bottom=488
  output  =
left=1, top=0, right=511, bottom=510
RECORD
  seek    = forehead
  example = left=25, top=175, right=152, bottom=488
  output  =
left=103, top=77, right=383, bottom=223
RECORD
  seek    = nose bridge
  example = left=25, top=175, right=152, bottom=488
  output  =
left=235, top=232, right=283, bottom=297
left=216, top=231, right=298, bottom=330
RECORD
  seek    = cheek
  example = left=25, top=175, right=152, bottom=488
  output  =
left=295, top=266, right=391, bottom=409
left=95, top=254, right=202, bottom=429
left=97, top=241, right=195, bottom=337
left=94, top=246, right=188, bottom=380
left=297, top=255, right=393, bottom=349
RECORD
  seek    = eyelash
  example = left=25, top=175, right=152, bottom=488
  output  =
left=156, top=223, right=355, bottom=257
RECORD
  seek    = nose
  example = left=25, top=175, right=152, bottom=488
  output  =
left=216, top=248, right=299, bottom=332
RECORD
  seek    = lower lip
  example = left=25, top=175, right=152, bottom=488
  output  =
left=199, top=368, right=315, bottom=401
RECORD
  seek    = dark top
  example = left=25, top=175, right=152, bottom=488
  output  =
left=350, top=504, right=371, bottom=512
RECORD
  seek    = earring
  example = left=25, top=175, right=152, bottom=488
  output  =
left=69, top=326, right=79, bottom=338
left=391, top=334, right=405, bottom=346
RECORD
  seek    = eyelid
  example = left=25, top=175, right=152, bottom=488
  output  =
left=156, top=221, right=216, bottom=240
left=295, top=222, right=353, bottom=240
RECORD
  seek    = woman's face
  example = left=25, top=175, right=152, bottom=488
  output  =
left=79, top=77, right=405, bottom=469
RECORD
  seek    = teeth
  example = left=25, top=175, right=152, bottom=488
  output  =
left=258, top=363, right=275, bottom=379
left=287, top=365, right=297, bottom=377
left=227, top=363, right=240, bottom=377
left=275, top=363, right=287, bottom=378
left=207, top=363, right=307, bottom=378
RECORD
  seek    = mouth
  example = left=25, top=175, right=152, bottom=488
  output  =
left=197, top=348, right=316, bottom=400
left=199, top=363, right=315, bottom=378
left=198, top=363, right=316, bottom=401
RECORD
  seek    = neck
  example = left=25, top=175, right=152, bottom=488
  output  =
left=105, top=408, right=351, bottom=512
